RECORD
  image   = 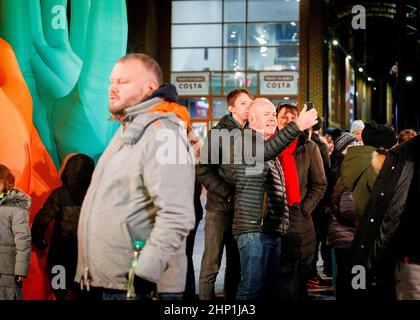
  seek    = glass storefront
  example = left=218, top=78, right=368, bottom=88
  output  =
left=171, top=0, right=300, bottom=135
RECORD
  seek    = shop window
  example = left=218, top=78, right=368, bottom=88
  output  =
left=223, top=47, right=246, bottom=71
left=246, top=72, right=258, bottom=95
left=248, top=23, right=299, bottom=46
left=172, top=0, right=222, bottom=24
left=247, top=47, right=299, bottom=71
left=179, top=97, right=209, bottom=119
left=172, top=48, right=222, bottom=71
left=224, top=24, right=246, bottom=46
left=223, top=72, right=246, bottom=94
left=247, top=0, right=299, bottom=22
left=211, top=72, right=223, bottom=94
left=223, top=0, right=246, bottom=22
left=172, top=24, right=222, bottom=47
left=212, top=97, right=229, bottom=118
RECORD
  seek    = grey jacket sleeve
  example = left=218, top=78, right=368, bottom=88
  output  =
left=301, top=144, right=327, bottom=216
left=264, top=122, right=302, bottom=161
left=12, top=207, right=31, bottom=277
left=135, top=123, right=195, bottom=284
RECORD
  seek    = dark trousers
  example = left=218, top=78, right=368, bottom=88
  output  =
left=199, top=212, right=240, bottom=300
left=311, top=209, right=332, bottom=277
left=184, top=218, right=201, bottom=300
left=334, top=248, right=353, bottom=300
left=279, top=257, right=312, bottom=301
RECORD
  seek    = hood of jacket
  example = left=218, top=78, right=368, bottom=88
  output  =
left=145, top=83, right=179, bottom=103
left=342, top=145, right=377, bottom=189
left=0, top=189, right=31, bottom=210
left=121, top=84, right=189, bottom=127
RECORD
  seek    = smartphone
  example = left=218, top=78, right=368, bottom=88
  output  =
left=305, top=102, right=314, bottom=110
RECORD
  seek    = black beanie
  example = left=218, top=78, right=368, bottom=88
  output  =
left=361, top=121, right=397, bottom=149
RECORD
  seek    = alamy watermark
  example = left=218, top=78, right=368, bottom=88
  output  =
left=352, top=5, right=366, bottom=30
left=154, top=127, right=266, bottom=175
left=51, top=265, right=66, bottom=290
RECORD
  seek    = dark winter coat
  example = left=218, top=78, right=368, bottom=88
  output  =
left=341, top=145, right=384, bottom=222
left=0, top=190, right=31, bottom=299
left=327, top=178, right=357, bottom=250
left=31, top=154, right=94, bottom=286
left=283, top=135, right=327, bottom=263
left=197, top=114, right=239, bottom=217
left=223, top=122, right=303, bottom=236
left=351, top=136, right=420, bottom=285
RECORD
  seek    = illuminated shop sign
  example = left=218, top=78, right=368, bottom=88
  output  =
left=260, top=72, right=299, bottom=95
left=171, top=72, right=210, bottom=95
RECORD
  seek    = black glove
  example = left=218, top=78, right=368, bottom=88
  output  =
left=32, top=236, right=48, bottom=250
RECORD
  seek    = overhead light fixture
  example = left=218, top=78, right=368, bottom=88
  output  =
left=347, top=55, right=352, bottom=60
left=358, top=67, right=364, bottom=72
left=332, top=40, right=338, bottom=46
left=255, top=36, right=268, bottom=45
left=290, top=22, right=296, bottom=26
left=373, top=87, right=377, bottom=91
left=368, top=77, right=373, bottom=82
left=406, top=75, right=413, bottom=82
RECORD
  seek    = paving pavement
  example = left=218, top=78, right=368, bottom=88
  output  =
left=192, top=211, right=335, bottom=300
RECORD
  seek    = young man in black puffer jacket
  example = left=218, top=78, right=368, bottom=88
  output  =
left=198, top=89, right=252, bottom=300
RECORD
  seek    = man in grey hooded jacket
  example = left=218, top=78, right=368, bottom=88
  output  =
left=75, top=54, right=195, bottom=300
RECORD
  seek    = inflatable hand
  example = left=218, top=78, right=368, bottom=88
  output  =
left=0, top=37, right=61, bottom=300
left=0, top=0, right=128, bottom=166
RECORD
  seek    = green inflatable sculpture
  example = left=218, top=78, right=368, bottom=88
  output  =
left=0, top=0, right=128, bottom=166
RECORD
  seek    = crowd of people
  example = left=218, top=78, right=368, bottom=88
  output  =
left=1, top=53, right=419, bottom=301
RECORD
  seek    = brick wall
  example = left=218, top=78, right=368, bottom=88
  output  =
left=299, top=0, right=326, bottom=117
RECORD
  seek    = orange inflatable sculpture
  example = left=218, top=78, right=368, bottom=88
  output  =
left=0, top=37, right=61, bottom=299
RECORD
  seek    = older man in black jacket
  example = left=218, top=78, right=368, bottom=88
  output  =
left=220, top=99, right=318, bottom=300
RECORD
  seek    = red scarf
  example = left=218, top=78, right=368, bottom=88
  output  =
left=278, top=138, right=301, bottom=206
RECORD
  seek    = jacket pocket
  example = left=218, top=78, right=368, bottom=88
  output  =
left=120, top=219, right=151, bottom=250
left=120, top=222, right=134, bottom=250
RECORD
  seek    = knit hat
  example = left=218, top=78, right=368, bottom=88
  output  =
left=361, top=121, right=397, bottom=149
left=334, top=132, right=358, bottom=154
left=350, top=120, right=365, bottom=134
left=325, top=127, right=343, bottom=141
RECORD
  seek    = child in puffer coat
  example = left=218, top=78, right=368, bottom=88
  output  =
left=0, top=164, right=31, bottom=300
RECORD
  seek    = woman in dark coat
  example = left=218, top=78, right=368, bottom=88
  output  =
left=31, top=154, right=94, bottom=300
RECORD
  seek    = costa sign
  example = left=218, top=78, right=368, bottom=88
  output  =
left=260, top=72, right=299, bottom=95
left=171, top=72, right=210, bottom=95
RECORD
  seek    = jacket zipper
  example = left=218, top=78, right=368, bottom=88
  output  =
left=79, top=130, right=123, bottom=291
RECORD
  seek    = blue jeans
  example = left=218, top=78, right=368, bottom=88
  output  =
left=234, top=232, right=282, bottom=300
